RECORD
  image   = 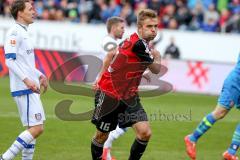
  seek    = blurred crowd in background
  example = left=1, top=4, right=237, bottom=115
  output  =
left=0, top=0, right=240, bottom=33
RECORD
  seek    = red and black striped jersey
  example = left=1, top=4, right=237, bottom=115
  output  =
left=98, top=33, right=154, bottom=100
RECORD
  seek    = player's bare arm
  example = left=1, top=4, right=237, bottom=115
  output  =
left=148, top=49, right=161, bottom=74
left=93, top=48, right=117, bottom=89
left=141, top=69, right=151, bottom=82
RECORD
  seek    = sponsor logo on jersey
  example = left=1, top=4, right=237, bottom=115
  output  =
left=26, top=49, right=34, bottom=54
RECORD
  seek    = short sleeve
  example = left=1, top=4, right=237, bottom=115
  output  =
left=102, top=36, right=118, bottom=53
left=4, top=29, right=20, bottom=59
left=132, top=39, right=154, bottom=63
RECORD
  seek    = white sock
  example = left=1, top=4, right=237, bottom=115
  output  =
left=104, top=126, right=127, bottom=148
left=2, top=130, right=34, bottom=160
left=107, top=152, right=112, bottom=160
left=22, top=139, right=36, bottom=160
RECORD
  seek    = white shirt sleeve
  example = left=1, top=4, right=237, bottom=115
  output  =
left=5, top=60, right=28, bottom=81
left=4, top=29, right=27, bottom=81
left=102, top=36, right=118, bottom=53
left=35, top=68, right=43, bottom=78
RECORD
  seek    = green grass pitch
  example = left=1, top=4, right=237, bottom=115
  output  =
left=0, top=77, right=239, bottom=160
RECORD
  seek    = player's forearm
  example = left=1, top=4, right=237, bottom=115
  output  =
left=148, top=55, right=161, bottom=74
left=98, top=56, right=112, bottom=79
left=98, top=51, right=115, bottom=79
left=5, top=59, right=27, bottom=80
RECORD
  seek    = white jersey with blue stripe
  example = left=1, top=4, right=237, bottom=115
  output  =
left=4, top=23, right=42, bottom=96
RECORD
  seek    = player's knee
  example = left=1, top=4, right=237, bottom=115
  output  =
left=212, top=108, right=228, bottom=120
left=137, top=129, right=152, bottom=141
left=94, top=131, right=109, bottom=144
left=36, top=125, right=44, bottom=134
left=28, top=125, right=44, bottom=138
left=37, top=126, right=44, bottom=135
left=216, top=111, right=227, bottom=119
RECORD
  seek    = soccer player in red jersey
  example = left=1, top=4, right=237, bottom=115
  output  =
left=91, top=9, right=161, bottom=160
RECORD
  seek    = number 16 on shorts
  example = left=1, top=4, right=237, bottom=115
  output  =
left=99, top=122, right=111, bottom=132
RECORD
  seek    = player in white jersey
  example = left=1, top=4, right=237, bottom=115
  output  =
left=93, top=17, right=126, bottom=160
left=1, top=1, right=48, bottom=160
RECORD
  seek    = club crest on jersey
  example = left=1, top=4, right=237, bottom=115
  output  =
left=10, top=39, right=16, bottom=47
left=35, top=113, right=42, bottom=121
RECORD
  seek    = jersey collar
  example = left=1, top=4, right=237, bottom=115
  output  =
left=108, top=34, right=117, bottom=41
left=135, top=32, right=148, bottom=44
left=16, top=23, right=28, bottom=31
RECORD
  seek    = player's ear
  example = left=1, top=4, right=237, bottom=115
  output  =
left=18, top=10, right=23, bottom=19
left=111, top=24, right=116, bottom=32
left=137, top=23, right=143, bottom=28
left=137, top=27, right=142, bottom=35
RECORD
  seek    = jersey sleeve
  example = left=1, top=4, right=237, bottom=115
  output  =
left=132, top=39, right=154, bottom=64
left=102, top=37, right=118, bottom=52
left=4, top=29, right=27, bottom=80
left=4, top=29, right=19, bottom=56
left=35, top=68, right=43, bottom=78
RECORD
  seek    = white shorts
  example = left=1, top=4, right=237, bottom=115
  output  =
left=14, top=93, right=46, bottom=127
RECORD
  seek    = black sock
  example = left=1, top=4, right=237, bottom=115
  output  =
left=128, top=138, right=149, bottom=160
left=91, top=138, right=104, bottom=160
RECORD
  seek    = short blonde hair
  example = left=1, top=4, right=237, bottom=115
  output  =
left=137, top=9, right=157, bottom=27
left=106, top=16, right=124, bottom=33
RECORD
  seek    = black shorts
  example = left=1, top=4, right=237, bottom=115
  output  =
left=91, top=90, right=148, bottom=133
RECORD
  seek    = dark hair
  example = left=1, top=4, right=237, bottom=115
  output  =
left=137, top=9, right=157, bottom=27
left=106, top=16, right=124, bottom=33
left=10, top=0, right=30, bottom=20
